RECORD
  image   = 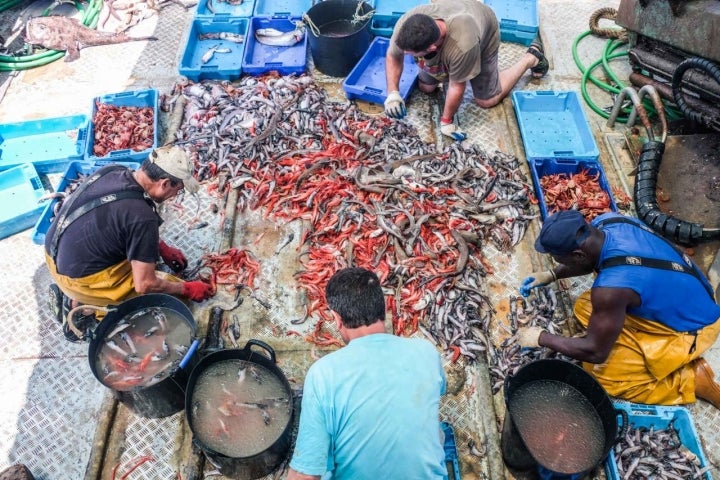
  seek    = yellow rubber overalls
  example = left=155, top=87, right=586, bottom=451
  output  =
left=574, top=291, right=720, bottom=405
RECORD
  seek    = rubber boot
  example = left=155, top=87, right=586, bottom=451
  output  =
left=693, top=358, right=720, bottom=409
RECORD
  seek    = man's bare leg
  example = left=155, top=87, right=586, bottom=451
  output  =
left=474, top=52, right=538, bottom=109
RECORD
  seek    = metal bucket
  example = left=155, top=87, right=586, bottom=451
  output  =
left=501, top=359, right=627, bottom=477
left=305, top=0, right=373, bottom=77
left=185, top=340, right=294, bottom=479
left=87, top=294, right=200, bottom=418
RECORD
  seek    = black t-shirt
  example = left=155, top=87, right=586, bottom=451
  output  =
left=45, top=167, right=161, bottom=278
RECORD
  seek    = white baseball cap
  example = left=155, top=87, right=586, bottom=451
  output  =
left=149, top=145, right=200, bottom=194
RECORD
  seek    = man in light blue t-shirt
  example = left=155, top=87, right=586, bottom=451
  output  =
left=287, top=268, right=447, bottom=480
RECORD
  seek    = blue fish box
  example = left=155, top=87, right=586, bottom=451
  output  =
left=242, top=16, right=308, bottom=75
left=195, top=0, right=255, bottom=17
left=0, top=164, right=47, bottom=240
left=606, top=402, right=712, bottom=480
left=252, top=0, right=311, bottom=16
left=485, top=0, right=539, bottom=46
left=179, top=17, right=249, bottom=82
left=529, top=157, right=618, bottom=220
left=0, top=114, right=88, bottom=174
left=85, top=89, right=159, bottom=164
left=512, top=90, right=600, bottom=162
left=31, top=160, right=141, bottom=245
left=369, top=0, right=426, bottom=37
left=343, top=37, right=418, bottom=105
left=441, top=422, right=461, bottom=480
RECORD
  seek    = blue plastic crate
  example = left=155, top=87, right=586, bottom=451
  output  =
left=512, top=90, right=600, bottom=162
left=0, top=164, right=47, bottom=240
left=195, top=0, right=255, bottom=17
left=606, top=402, right=712, bottom=480
left=252, top=0, right=311, bottom=17
left=441, top=422, right=461, bottom=480
left=179, top=17, right=249, bottom=81
left=485, top=0, right=539, bottom=33
left=500, top=27, right=536, bottom=46
left=369, top=14, right=400, bottom=37
left=528, top=157, right=618, bottom=220
left=242, top=16, right=307, bottom=75
left=0, top=114, right=88, bottom=174
left=343, top=37, right=418, bottom=105
left=369, top=0, right=426, bottom=37
left=31, top=160, right=141, bottom=245
left=85, top=89, right=159, bottom=164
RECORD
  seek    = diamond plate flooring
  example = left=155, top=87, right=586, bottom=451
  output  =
left=1, top=0, right=720, bottom=479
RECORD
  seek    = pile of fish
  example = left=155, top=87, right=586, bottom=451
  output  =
left=169, top=74, right=537, bottom=359
left=487, top=287, right=573, bottom=393
left=612, top=423, right=711, bottom=479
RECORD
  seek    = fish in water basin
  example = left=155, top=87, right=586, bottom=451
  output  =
left=254, top=22, right=305, bottom=47
left=24, top=16, right=157, bottom=62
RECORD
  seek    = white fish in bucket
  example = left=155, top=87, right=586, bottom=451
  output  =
left=254, top=21, right=305, bottom=46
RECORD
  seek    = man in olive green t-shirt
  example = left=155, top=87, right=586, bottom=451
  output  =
left=385, top=0, right=548, bottom=141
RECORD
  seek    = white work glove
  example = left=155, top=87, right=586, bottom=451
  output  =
left=519, top=270, right=556, bottom=297
left=440, top=120, right=467, bottom=141
left=384, top=91, right=406, bottom=119
left=517, top=326, right=545, bottom=348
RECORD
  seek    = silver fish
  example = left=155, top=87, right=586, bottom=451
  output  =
left=254, top=25, right=305, bottom=47
left=198, top=32, right=245, bottom=43
left=201, top=45, right=232, bottom=64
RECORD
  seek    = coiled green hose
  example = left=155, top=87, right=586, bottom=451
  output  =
left=0, top=0, right=103, bottom=70
left=572, top=30, right=683, bottom=123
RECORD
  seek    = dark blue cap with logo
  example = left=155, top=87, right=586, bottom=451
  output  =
left=535, top=210, right=590, bottom=255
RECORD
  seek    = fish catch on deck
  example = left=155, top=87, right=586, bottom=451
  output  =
left=254, top=23, right=305, bottom=47
left=24, top=15, right=157, bottom=62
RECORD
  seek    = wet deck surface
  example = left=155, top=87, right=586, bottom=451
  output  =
left=1, top=0, right=720, bottom=479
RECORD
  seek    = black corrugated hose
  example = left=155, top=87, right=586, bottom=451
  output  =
left=671, top=56, right=720, bottom=129
left=634, top=140, right=720, bottom=245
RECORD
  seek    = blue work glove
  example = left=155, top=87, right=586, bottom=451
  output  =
left=384, top=91, right=406, bottom=119
left=440, top=120, right=467, bottom=141
left=519, top=270, right=556, bottom=297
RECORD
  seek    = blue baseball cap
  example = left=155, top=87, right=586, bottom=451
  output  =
left=535, top=210, right=590, bottom=255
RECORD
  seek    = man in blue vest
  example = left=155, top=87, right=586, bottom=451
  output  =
left=519, top=210, right=720, bottom=408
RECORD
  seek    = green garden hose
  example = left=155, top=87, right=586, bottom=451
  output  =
left=572, top=30, right=683, bottom=123
left=0, top=0, right=103, bottom=70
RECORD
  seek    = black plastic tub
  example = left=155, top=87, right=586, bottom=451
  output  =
left=305, top=0, right=373, bottom=77
left=501, top=359, right=627, bottom=476
left=185, top=340, right=294, bottom=479
left=88, top=294, right=199, bottom=418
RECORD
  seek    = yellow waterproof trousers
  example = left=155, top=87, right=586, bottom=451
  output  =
left=573, top=291, right=720, bottom=405
left=46, top=254, right=179, bottom=318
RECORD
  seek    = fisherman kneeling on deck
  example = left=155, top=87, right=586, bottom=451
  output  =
left=518, top=210, right=720, bottom=409
left=45, top=145, right=215, bottom=342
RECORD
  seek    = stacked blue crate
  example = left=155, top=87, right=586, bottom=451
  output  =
left=369, top=0, right=425, bottom=37
left=485, top=0, right=539, bottom=46
left=0, top=114, right=88, bottom=174
left=511, top=90, right=612, bottom=219
left=0, top=163, right=47, bottom=240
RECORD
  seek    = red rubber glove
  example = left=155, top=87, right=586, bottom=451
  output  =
left=182, top=280, right=214, bottom=302
left=158, top=240, right=188, bottom=272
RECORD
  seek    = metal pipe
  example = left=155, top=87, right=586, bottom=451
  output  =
left=607, top=86, right=655, bottom=141
left=630, top=85, right=668, bottom=143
